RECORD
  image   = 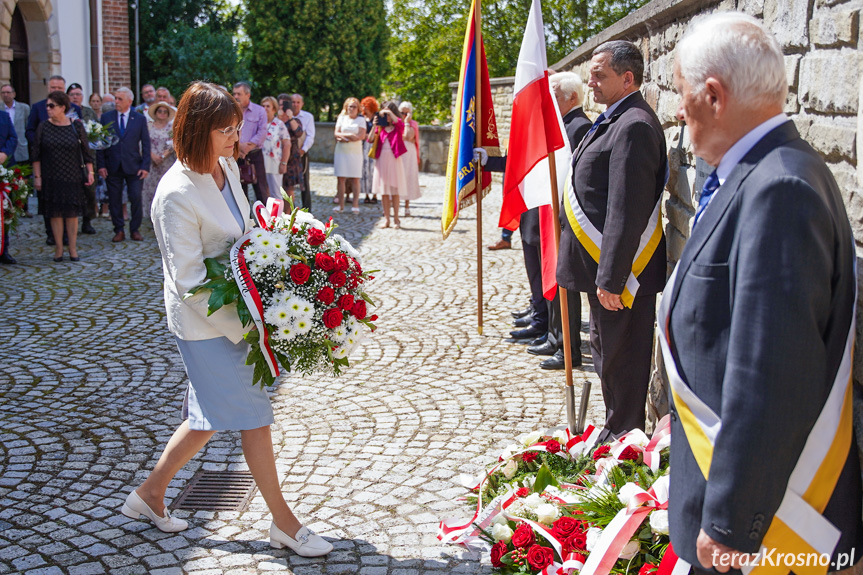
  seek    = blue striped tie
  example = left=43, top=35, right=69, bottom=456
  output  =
left=693, top=170, right=719, bottom=228
left=585, top=112, right=606, bottom=139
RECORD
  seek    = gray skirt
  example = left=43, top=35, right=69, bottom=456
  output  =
left=175, top=336, right=275, bottom=431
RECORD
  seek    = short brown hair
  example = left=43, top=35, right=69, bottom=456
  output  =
left=260, top=96, right=279, bottom=115
left=47, top=90, right=71, bottom=113
left=174, top=82, right=242, bottom=174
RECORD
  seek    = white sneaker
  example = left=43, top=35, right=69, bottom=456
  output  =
left=269, top=523, right=333, bottom=557
left=120, top=490, right=188, bottom=533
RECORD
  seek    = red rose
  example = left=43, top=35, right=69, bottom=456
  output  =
left=639, top=564, right=659, bottom=575
left=338, top=294, right=355, bottom=311
left=619, top=446, right=640, bottom=461
left=322, top=307, right=344, bottom=329
left=369, top=314, right=378, bottom=321
left=564, top=532, right=587, bottom=553
left=291, top=226, right=299, bottom=234
left=329, top=271, right=347, bottom=287
left=526, top=545, right=554, bottom=570
left=333, top=251, right=350, bottom=271
left=592, top=445, right=611, bottom=460
left=352, top=300, right=367, bottom=320
left=522, top=451, right=537, bottom=463
left=490, top=540, right=508, bottom=568
left=510, top=523, right=535, bottom=548
left=551, top=516, right=579, bottom=540
left=347, top=274, right=360, bottom=289
left=316, top=286, right=335, bottom=305
left=515, top=487, right=530, bottom=498
left=289, top=263, right=311, bottom=285
left=351, top=257, right=362, bottom=274
left=306, top=227, right=326, bottom=246
left=546, top=439, right=561, bottom=454
left=315, top=252, right=335, bottom=271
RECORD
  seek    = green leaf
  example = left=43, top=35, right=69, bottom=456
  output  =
left=204, top=257, right=227, bottom=280
left=359, top=291, right=376, bottom=306
left=501, top=551, right=515, bottom=566
left=533, top=462, right=559, bottom=494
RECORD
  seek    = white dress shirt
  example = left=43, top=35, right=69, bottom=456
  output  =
left=296, top=109, right=315, bottom=153
left=4, top=101, right=14, bottom=125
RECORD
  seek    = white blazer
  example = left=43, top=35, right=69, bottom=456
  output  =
left=151, top=156, right=254, bottom=343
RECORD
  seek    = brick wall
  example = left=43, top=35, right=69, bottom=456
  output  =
left=101, top=0, right=130, bottom=93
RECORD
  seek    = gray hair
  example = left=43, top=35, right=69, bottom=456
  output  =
left=115, top=86, right=134, bottom=99
left=592, top=41, right=644, bottom=86
left=677, top=12, right=786, bottom=110
left=398, top=100, right=413, bottom=112
left=550, top=72, right=584, bottom=105
left=233, top=81, right=252, bottom=94
left=292, top=93, right=304, bottom=103
left=48, top=75, right=65, bottom=84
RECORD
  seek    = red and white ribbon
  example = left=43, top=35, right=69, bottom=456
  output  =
left=253, top=197, right=284, bottom=230
left=566, top=425, right=600, bottom=458
left=0, top=187, right=6, bottom=255
left=656, top=544, right=690, bottom=575
left=579, top=477, right=669, bottom=575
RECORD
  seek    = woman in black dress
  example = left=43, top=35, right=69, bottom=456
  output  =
left=33, top=91, right=94, bottom=262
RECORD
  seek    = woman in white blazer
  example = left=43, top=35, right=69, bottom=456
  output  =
left=119, top=82, right=331, bottom=557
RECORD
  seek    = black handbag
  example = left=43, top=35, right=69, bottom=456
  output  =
left=238, top=158, right=256, bottom=186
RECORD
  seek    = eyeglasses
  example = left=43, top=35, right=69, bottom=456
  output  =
left=348, top=105, right=358, bottom=109
left=214, top=121, right=245, bottom=136
left=46, top=103, right=57, bottom=109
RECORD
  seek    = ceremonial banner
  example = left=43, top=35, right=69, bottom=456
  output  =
left=498, top=0, right=570, bottom=298
left=441, top=0, right=500, bottom=240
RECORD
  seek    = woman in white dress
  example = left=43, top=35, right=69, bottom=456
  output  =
left=398, top=101, right=422, bottom=216
left=332, top=97, right=366, bottom=214
left=260, top=96, right=291, bottom=201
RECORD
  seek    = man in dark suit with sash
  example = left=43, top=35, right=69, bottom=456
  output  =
left=556, top=41, right=667, bottom=437
left=664, top=12, right=862, bottom=570
left=97, top=87, right=150, bottom=243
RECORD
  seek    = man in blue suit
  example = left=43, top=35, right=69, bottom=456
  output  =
left=97, top=87, right=150, bottom=242
left=25, top=75, right=82, bottom=245
left=0, top=109, right=18, bottom=264
left=666, top=12, right=862, bottom=569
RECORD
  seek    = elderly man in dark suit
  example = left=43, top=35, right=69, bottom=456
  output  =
left=97, top=87, right=150, bottom=242
left=0, top=109, right=18, bottom=264
left=529, top=71, right=592, bottom=370
left=665, top=12, right=862, bottom=570
left=556, top=41, right=667, bottom=436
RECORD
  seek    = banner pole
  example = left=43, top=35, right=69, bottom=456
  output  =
left=475, top=0, right=484, bottom=336
left=547, top=151, right=579, bottom=433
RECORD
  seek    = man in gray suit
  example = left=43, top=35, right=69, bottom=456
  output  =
left=666, top=12, right=862, bottom=569
left=1, top=84, right=29, bottom=165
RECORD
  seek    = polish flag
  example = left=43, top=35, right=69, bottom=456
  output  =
left=499, top=0, right=571, bottom=299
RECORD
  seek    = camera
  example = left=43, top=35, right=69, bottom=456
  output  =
left=377, top=112, right=389, bottom=127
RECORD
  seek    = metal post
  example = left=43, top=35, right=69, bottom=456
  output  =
left=133, top=1, right=140, bottom=99
left=474, top=0, right=483, bottom=336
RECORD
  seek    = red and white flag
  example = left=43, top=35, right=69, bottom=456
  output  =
left=499, top=0, right=571, bottom=299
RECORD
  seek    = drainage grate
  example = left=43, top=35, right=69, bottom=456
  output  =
left=171, top=470, right=257, bottom=512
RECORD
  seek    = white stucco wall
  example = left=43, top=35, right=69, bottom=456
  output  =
left=51, top=0, right=92, bottom=97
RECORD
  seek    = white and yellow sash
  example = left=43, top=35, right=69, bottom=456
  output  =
left=657, top=265, right=856, bottom=575
left=562, top=169, right=663, bottom=308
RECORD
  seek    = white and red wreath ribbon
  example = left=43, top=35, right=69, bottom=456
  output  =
left=229, top=198, right=286, bottom=378
left=439, top=425, right=599, bottom=545
left=0, top=186, right=7, bottom=255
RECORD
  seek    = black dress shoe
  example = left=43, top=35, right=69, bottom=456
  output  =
left=513, top=316, right=533, bottom=328
left=0, top=253, right=17, bottom=264
left=511, top=306, right=532, bottom=319
left=528, top=341, right=557, bottom=356
left=46, top=236, right=55, bottom=246
left=509, top=325, right=546, bottom=340
left=540, top=349, right=583, bottom=370
left=82, top=222, right=97, bottom=234
left=530, top=334, right=548, bottom=346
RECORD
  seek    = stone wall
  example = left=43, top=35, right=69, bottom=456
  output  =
left=306, top=121, right=456, bottom=176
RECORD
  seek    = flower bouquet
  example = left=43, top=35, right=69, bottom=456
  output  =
left=187, top=198, right=378, bottom=387
left=439, top=417, right=685, bottom=575
left=0, top=163, right=33, bottom=253
left=82, top=119, right=119, bottom=150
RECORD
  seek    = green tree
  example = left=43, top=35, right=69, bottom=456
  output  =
left=244, top=0, right=389, bottom=120
left=131, top=0, right=244, bottom=99
left=386, top=0, right=648, bottom=123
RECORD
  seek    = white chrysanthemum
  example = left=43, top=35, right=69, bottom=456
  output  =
left=250, top=229, right=268, bottom=242
left=244, top=245, right=261, bottom=263
left=255, top=249, right=276, bottom=266
left=264, top=304, right=293, bottom=328
left=293, top=210, right=325, bottom=230
left=331, top=325, right=348, bottom=344
left=333, top=346, right=349, bottom=359
left=275, top=325, right=296, bottom=341
left=294, top=317, right=313, bottom=335
left=275, top=253, right=291, bottom=267
left=285, top=297, right=309, bottom=315
left=269, top=235, right=286, bottom=252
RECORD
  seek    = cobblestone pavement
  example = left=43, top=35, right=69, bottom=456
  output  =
left=0, top=164, right=605, bottom=574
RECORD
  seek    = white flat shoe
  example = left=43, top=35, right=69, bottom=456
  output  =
left=120, top=490, right=188, bottom=532
left=270, top=523, right=333, bottom=557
